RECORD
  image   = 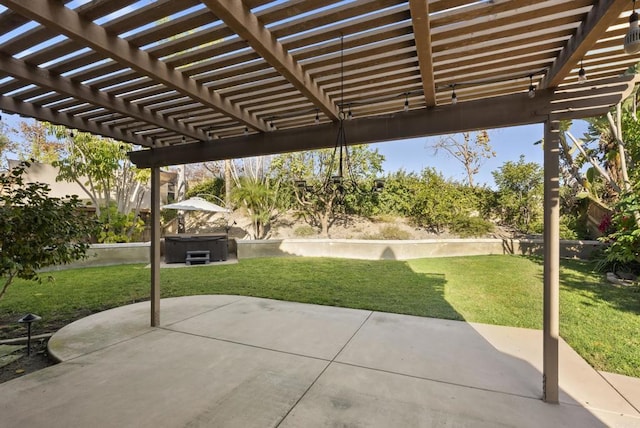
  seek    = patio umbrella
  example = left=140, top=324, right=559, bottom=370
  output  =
left=161, top=196, right=231, bottom=213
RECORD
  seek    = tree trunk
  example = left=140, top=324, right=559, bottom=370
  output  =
left=225, top=159, right=232, bottom=209
left=320, top=215, right=329, bottom=238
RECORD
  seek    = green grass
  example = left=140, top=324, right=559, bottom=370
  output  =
left=0, top=255, right=638, bottom=377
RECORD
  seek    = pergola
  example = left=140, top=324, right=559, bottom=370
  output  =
left=1, top=0, right=639, bottom=404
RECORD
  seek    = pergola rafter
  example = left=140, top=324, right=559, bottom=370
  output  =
left=0, top=0, right=267, bottom=133
left=201, top=0, right=340, bottom=121
left=541, top=0, right=631, bottom=89
left=0, top=95, right=147, bottom=146
left=0, top=53, right=201, bottom=145
left=409, top=0, right=436, bottom=106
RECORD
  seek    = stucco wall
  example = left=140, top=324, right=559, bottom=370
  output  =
left=44, top=242, right=151, bottom=271
left=45, top=238, right=602, bottom=271
left=236, top=238, right=602, bottom=261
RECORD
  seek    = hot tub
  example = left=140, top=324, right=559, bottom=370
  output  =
left=164, top=234, right=228, bottom=263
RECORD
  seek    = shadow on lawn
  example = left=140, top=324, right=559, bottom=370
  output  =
left=527, top=256, right=640, bottom=315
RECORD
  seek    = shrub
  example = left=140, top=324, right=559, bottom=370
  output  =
left=449, top=216, right=494, bottom=238
left=379, top=225, right=411, bottom=240
left=98, top=204, right=145, bottom=243
left=361, top=225, right=411, bottom=240
left=597, top=187, right=640, bottom=271
left=294, top=225, right=316, bottom=237
left=371, top=214, right=397, bottom=223
left=0, top=161, right=98, bottom=299
left=559, top=214, right=592, bottom=240
left=186, top=178, right=225, bottom=201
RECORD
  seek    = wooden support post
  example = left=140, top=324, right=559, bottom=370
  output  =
left=543, top=118, right=560, bottom=403
left=150, top=166, right=161, bottom=327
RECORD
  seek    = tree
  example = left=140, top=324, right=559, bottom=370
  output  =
left=428, top=130, right=495, bottom=187
left=0, top=120, right=17, bottom=170
left=272, top=145, right=384, bottom=237
left=492, top=156, right=543, bottom=233
left=49, top=126, right=149, bottom=241
left=230, top=156, right=281, bottom=239
left=0, top=161, right=97, bottom=300
left=595, top=99, right=640, bottom=269
left=13, top=120, right=61, bottom=163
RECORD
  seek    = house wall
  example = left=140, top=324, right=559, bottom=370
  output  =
left=9, top=160, right=176, bottom=209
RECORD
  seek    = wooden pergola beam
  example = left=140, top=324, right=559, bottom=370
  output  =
left=131, top=73, right=638, bottom=168
left=131, top=89, right=556, bottom=167
left=409, top=0, right=436, bottom=107
left=0, top=96, right=149, bottom=146
left=541, top=0, right=630, bottom=89
left=202, top=0, right=340, bottom=121
left=0, top=53, right=202, bottom=144
left=0, top=0, right=267, bottom=133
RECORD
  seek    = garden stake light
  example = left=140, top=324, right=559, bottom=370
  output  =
left=18, top=313, right=41, bottom=356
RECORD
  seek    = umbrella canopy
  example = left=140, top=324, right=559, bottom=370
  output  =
left=162, top=197, right=230, bottom=213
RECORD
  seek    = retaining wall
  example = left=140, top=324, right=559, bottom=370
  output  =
left=236, top=238, right=603, bottom=261
left=44, top=242, right=151, bottom=271
left=46, top=238, right=602, bottom=270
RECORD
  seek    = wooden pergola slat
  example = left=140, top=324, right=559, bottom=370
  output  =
left=0, top=0, right=267, bottom=133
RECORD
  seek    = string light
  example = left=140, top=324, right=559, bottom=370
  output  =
left=624, top=0, right=640, bottom=54
left=578, top=60, right=587, bottom=84
left=528, top=75, right=536, bottom=98
left=254, top=71, right=546, bottom=127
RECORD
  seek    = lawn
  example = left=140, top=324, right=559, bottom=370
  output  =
left=0, top=255, right=638, bottom=377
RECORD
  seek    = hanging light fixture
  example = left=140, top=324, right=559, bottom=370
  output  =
left=403, top=94, right=409, bottom=112
left=624, top=0, right=640, bottom=54
left=315, top=109, right=320, bottom=125
left=244, top=127, right=249, bottom=136
left=294, top=35, right=384, bottom=201
left=451, top=84, right=458, bottom=105
left=578, top=60, right=587, bottom=84
left=528, top=75, right=536, bottom=98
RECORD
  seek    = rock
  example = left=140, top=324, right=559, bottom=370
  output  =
left=606, top=272, right=636, bottom=287
left=616, top=271, right=637, bottom=281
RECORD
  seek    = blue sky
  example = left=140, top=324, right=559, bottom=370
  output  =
left=371, top=120, right=590, bottom=188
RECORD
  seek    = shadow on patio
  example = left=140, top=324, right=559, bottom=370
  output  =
left=0, top=293, right=638, bottom=427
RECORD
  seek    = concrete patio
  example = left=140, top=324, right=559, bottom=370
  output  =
left=1, top=295, right=639, bottom=427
